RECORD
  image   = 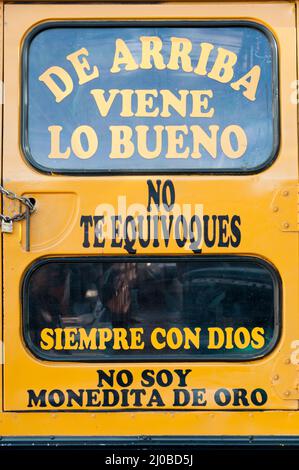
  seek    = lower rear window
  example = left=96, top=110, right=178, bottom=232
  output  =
left=23, top=256, right=280, bottom=361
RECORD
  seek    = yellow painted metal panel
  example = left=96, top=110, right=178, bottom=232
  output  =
left=0, top=1, right=3, bottom=414
left=5, top=1, right=295, bottom=4
left=0, top=410, right=299, bottom=437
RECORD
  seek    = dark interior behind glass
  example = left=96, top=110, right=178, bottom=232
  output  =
left=23, top=257, right=279, bottom=361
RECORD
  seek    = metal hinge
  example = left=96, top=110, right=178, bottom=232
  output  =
left=271, top=184, right=299, bottom=232
left=271, top=350, right=299, bottom=401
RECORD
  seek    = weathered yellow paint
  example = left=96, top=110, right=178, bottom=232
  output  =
left=1, top=0, right=299, bottom=437
left=0, top=410, right=299, bottom=436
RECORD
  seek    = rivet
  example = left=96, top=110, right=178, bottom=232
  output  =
left=284, top=390, right=291, bottom=397
left=283, top=190, right=289, bottom=197
left=273, top=374, right=279, bottom=381
left=273, top=206, right=279, bottom=213
left=285, top=358, right=291, bottom=365
left=283, top=222, right=290, bottom=229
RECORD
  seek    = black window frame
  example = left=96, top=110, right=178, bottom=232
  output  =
left=22, top=255, right=282, bottom=363
left=21, top=20, right=280, bottom=175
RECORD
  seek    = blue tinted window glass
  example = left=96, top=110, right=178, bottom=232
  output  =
left=24, top=23, right=278, bottom=173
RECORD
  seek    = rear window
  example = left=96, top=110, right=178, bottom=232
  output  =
left=23, top=257, right=280, bottom=361
left=22, top=22, right=278, bottom=174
